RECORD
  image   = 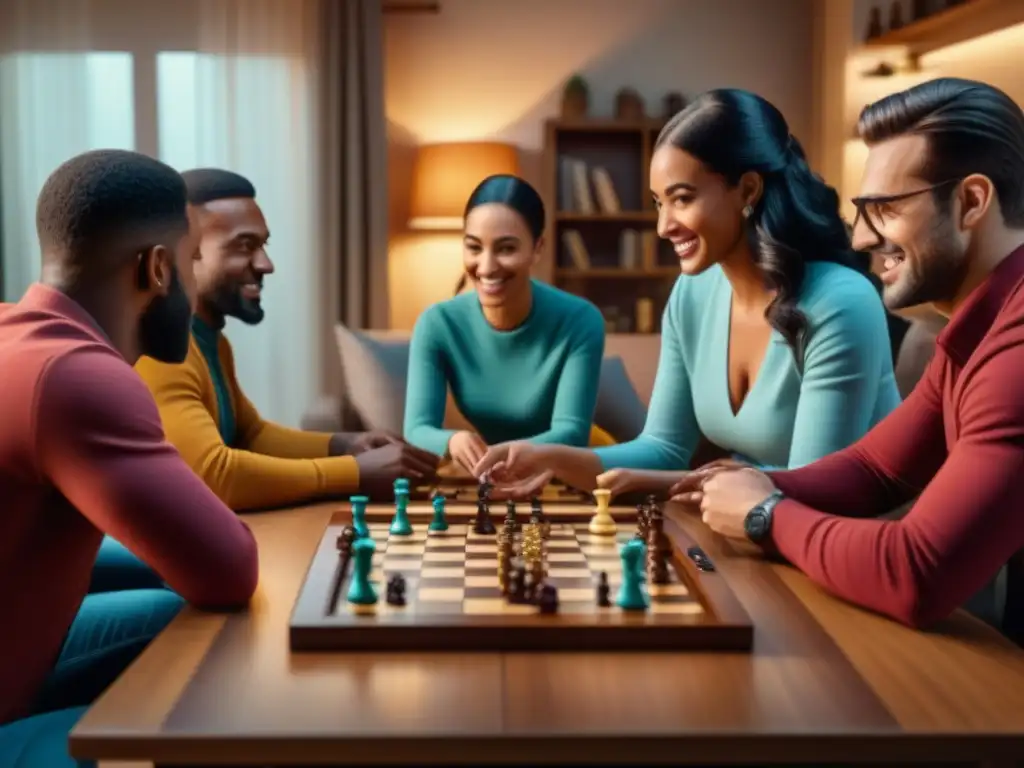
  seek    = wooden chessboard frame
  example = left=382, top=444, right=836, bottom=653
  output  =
left=289, top=500, right=754, bottom=653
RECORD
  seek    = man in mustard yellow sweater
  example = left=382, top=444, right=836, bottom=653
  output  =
left=136, top=168, right=438, bottom=511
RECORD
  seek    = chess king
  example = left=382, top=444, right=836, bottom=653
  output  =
left=135, top=168, right=440, bottom=511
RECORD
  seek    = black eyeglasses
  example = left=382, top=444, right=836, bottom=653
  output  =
left=850, top=178, right=962, bottom=248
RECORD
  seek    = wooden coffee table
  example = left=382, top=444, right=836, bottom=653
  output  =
left=70, top=501, right=1024, bottom=766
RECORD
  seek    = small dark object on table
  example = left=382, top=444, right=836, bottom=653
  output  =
left=386, top=573, right=407, bottom=606
left=537, top=583, right=559, bottom=614
left=687, top=546, right=715, bottom=572
left=596, top=570, right=611, bottom=606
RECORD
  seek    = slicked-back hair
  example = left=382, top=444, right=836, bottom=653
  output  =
left=36, top=149, right=189, bottom=283
left=857, top=77, right=1024, bottom=226
left=181, top=168, right=256, bottom=205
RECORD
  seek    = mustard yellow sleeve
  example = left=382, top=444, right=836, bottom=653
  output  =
left=219, top=337, right=335, bottom=460
left=135, top=348, right=359, bottom=512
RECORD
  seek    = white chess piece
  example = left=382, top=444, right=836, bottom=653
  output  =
left=589, top=488, right=617, bottom=535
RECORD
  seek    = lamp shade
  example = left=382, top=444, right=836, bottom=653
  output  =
left=408, top=142, right=520, bottom=230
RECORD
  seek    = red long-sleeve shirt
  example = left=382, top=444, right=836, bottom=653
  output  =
left=767, top=243, right=1024, bottom=628
left=0, top=284, right=260, bottom=725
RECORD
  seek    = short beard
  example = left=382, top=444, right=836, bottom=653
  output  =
left=212, top=285, right=264, bottom=326
left=883, top=212, right=968, bottom=311
left=138, top=267, right=193, bottom=364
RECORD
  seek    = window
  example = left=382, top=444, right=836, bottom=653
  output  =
left=0, top=52, right=134, bottom=300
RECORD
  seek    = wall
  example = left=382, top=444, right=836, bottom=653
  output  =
left=842, top=1, right=1024, bottom=216
left=383, top=0, right=816, bottom=330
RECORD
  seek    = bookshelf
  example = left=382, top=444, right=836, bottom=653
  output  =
left=540, top=118, right=678, bottom=334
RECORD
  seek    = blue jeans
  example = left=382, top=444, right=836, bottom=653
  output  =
left=0, top=539, right=182, bottom=767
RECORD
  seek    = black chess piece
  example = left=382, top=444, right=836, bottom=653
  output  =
left=505, top=500, right=519, bottom=531
left=335, top=525, right=357, bottom=577
left=474, top=499, right=496, bottom=535
left=530, top=497, right=543, bottom=521
left=634, top=503, right=647, bottom=540
left=509, top=564, right=528, bottom=603
left=596, top=570, right=611, bottom=607
left=386, top=573, right=407, bottom=606
left=537, top=584, right=559, bottom=614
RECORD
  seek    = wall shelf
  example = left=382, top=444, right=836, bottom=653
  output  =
left=862, top=0, right=1024, bottom=56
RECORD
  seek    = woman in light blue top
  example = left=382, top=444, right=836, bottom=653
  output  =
left=403, top=175, right=606, bottom=475
left=473, top=88, right=901, bottom=498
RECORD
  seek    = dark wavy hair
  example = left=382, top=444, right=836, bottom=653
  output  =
left=453, top=174, right=545, bottom=296
left=656, top=89, right=869, bottom=368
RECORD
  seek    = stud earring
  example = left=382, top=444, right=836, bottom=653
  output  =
left=742, top=204, right=754, bottom=219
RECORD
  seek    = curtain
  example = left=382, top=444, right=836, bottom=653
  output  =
left=314, top=0, right=390, bottom=402
left=0, top=0, right=389, bottom=429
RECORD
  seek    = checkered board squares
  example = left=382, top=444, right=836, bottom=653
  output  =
left=336, top=522, right=702, bottom=618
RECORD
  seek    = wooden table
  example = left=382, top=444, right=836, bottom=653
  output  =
left=70, top=502, right=1024, bottom=766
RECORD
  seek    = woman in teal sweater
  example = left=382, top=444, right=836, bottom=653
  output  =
left=473, top=89, right=901, bottom=497
left=403, top=175, right=606, bottom=474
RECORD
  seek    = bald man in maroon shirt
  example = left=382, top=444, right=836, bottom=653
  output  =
left=683, top=78, right=1024, bottom=635
left=0, top=150, right=259, bottom=766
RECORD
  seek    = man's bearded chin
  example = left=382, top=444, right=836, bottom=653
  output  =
left=139, top=268, right=193, bottom=364
left=883, top=217, right=968, bottom=311
left=217, top=285, right=265, bottom=325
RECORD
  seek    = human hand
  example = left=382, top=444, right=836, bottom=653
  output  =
left=472, top=440, right=543, bottom=483
left=344, top=429, right=404, bottom=455
left=668, top=459, right=749, bottom=504
left=354, top=442, right=440, bottom=494
left=698, top=467, right=777, bottom=541
left=447, top=431, right=488, bottom=475
left=596, top=469, right=689, bottom=498
left=486, top=469, right=554, bottom=501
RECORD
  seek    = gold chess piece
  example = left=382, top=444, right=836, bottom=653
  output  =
left=588, top=488, right=617, bottom=536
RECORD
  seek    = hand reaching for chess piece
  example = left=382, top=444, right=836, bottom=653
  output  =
left=596, top=469, right=691, bottom=498
left=446, top=430, right=488, bottom=475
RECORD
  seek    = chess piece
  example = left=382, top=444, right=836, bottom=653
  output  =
left=349, top=495, right=370, bottom=538
left=497, top=531, right=514, bottom=595
left=616, top=539, right=649, bottom=611
left=646, top=527, right=670, bottom=585
left=504, top=500, right=519, bottom=531
left=509, top=563, right=528, bottom=603
left=634, top=503, right=648, bottom=541
left=537, top=584, right=559, bottom=614
left=596, top=571, right=611, bottom=607
left=588, top=488, right=617, bottom=535
left=390, top=480, right=413, bottom=536
left=346, top=537, right=378, bottom=605
left=386, top=573, right=407, bottom=606
left=529, top=497, right=543, bottom=521
left=473, top=499, right=496, bottom=535
left=428, top=494, right=448, bottom=532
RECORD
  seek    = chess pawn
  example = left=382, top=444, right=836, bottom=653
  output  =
left=616, top=539, right=649, bottom=611
left=346, top=537, right=378, bottom=605
left=428, top=494, right=448, bottom=532
left=588, top=488, right=617, bottom=536
left=349, top=495, right=370, bottom=538
left=390, top=489, right=413, bottom=536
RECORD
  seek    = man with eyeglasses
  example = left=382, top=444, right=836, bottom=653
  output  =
left=687, top=77, right=1024, bottom=635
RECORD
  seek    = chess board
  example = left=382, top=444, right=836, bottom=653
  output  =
left=414, top=479, right=591, bottom=504
left=289, top=501, right=754, bottom=652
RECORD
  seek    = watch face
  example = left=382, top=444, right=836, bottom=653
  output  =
left=746, top=510, right=768, bottom=539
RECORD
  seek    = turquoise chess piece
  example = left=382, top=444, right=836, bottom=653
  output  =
left=616, top=539, right=649, bottom=611
left=346, top=537, right=377, bottom=605
left=428, top=494, right=448, bottom=531
left=350, top=495, right=369, bottom=538
left=390, top=480, right=413, bottom=536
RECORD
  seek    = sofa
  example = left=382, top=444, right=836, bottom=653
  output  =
left=301, top=326, right=659, bottom=444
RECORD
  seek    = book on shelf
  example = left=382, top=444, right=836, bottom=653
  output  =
left=558, top=157, right=621, bottom=214
left=561, top=229, right=591, bottom=269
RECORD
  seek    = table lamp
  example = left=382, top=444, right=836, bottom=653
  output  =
left=407, top=142, right=520, bottom=230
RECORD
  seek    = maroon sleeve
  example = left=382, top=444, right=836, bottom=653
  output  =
left=767, top=347, right=1024, bottom=627
left=36, top=347, right=259, bottom=609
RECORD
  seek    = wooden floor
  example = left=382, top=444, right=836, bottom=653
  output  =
left=76, top=500, right=1024, bottom=766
